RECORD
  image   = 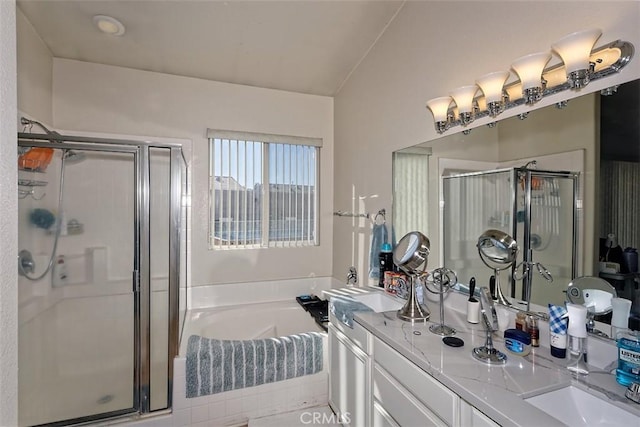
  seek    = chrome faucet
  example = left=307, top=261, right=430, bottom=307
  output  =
left=347, top=266, right=358, bottom=286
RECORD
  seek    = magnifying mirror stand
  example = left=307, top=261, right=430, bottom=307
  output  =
left=493, top=269, right=511, bottom=306
left=397, top=274, right=430, bottom=322
left=472, top=288, right=507, bottom=365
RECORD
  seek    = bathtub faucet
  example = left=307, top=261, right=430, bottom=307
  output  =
left=347, top=267, right=358, bottom=286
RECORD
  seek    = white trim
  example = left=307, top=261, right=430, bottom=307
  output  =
left=207, top=128, right=322, bottom=147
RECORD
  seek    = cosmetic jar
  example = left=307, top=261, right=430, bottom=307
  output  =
left=503, top=329, right=531, bottom=356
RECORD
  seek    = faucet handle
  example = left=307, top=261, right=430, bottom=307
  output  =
left=626, top=382, right=640, bottom=404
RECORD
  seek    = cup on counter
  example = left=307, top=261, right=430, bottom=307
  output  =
left=611, top=297, right=632, bottom=338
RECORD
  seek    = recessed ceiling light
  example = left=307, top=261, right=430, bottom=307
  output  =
left=93, top=15, right=125, bottom=36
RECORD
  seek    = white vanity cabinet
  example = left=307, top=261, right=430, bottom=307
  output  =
left=371, top=336, right=500, bottom=427
left=328, top=312, right=499, bottom=427
left=328, top=318, right=371, bottom=427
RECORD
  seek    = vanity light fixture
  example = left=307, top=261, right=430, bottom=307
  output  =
left=476, top=71, right=510, bottom=118
left=450, top=85, right=479, bottom=126
left=552, top=29, right=602, bottom=89
left=511, top=52, right=552, bottom=106
left=425, top=32, right=634, bottom=134
left=93, top=15, right=126, bottom=36
left=426, top=96, right=453, bottom=134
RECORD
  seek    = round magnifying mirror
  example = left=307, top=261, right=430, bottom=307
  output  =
left=567, top=276, right=617, bottom=315
left=477, top=229, right=518, bottom=270
left=393, top=231, right=430, bottom=274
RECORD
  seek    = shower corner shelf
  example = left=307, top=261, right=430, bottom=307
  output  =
left=18, top=179, right=48, bottom=187
left=45, top=221, right=84, bottom=236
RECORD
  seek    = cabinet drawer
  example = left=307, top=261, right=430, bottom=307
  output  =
left=373, top=365, right=446, bottom=427
left=373, top=336, right=457, bottom=425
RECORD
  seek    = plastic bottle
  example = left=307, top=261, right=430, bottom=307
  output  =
left=378, top=243, right=393, bottom=287
left=616, top=330, right=640, bottom=386
left=527, top=316, right=540, bottom=347
left=566, top=303, right=589, bottom=375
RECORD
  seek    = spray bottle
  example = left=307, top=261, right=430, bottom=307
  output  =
left=565, top=303, right=589, bottom=375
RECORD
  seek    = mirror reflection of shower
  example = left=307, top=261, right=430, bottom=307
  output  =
left=17, top=117, right=86, bottom=283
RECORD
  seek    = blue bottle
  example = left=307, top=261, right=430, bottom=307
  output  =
left=378, top=243, right=393, bottom=287
left=616, top=329, right=640, bottom=386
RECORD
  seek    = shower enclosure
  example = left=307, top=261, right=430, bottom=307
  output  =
left=17, top=127, right=188, bottom=426
left=442, top=167, right=579, bottom=307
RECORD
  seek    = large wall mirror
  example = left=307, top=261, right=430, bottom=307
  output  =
left=393, top=79, right=640, bottom=314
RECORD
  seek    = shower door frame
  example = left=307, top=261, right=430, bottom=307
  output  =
left=17, top=132, right=184, bottom=424
left=515, top=168, right=580, bottom=303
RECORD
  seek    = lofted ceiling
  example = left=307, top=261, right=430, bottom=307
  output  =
left=17, top=0, right=405, bottom=96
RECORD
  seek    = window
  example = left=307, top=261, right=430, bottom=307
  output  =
left=208, top=129, right=321, bottom=249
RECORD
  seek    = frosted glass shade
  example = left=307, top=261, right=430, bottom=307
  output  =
left=511, top=52, right=552, bottom=90
left=476, top=71, right=510, bottom=103
left=449, top=85, right=478, bottom=113
left=426, top=97, right=452, bottom=121
left=552, top=29, right=602, bottom=73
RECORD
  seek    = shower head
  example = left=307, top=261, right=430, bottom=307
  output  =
left=63, top=150, right=86, bottom=164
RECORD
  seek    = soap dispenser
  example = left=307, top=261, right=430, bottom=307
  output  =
left=566, top=303, right=589, bottom=375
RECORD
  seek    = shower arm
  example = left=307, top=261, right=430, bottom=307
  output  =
left=21, top=117, right=57, bottom=135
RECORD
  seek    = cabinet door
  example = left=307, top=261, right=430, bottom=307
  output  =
left=328, top=325, right=369, bottom=427
left=460, top=399, right=500, bottom=427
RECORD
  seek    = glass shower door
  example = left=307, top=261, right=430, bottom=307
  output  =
left=514, top=171, right=578, bottom=306
left=443, top=169, right=514, bottom=287
left=18, top=147, right=137, bottom=426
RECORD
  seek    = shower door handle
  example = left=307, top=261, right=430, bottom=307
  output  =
left=133, top=269, right=140, bottom=293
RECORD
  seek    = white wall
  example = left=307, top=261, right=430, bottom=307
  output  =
left=0, top=1, right=18, bottom=424
left=52, top=59, right=334, bottom=286
left=16, top=7, right=52, bottom=123
left=333, top=1, right=640, bottom=282
left=498, top=93, right=598, bottom=276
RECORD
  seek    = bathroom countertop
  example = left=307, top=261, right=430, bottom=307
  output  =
left=352, top=291, right=640, bottom=427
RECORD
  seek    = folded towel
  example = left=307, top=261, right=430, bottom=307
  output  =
left=369, top=223, right=388, bottom=279
left=186, top=332, right=324, bottom=398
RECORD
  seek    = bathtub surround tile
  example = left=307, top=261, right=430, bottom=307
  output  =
left=191, top=404, right=209, bottom=424
left=171, top=408, right=191, bottom=427
left=226, top=398, right=243, bottom=416
left=207, top=401, right=225, bottom=419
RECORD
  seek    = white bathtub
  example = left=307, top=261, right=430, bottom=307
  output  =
left=173, top=299, right=329, bottom=426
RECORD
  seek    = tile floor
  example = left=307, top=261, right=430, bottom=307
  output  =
left=248, top=406, right=342, bottom=427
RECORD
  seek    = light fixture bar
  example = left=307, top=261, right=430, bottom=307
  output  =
left=433, top=39, right=634, bottom=132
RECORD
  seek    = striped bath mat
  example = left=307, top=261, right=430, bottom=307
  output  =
left=186, top=332, right=324, bottom=398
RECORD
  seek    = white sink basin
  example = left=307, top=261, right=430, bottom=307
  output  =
left=352, top=292, right=404, bottom=313
left=525, top=386, right=636, bottom=426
